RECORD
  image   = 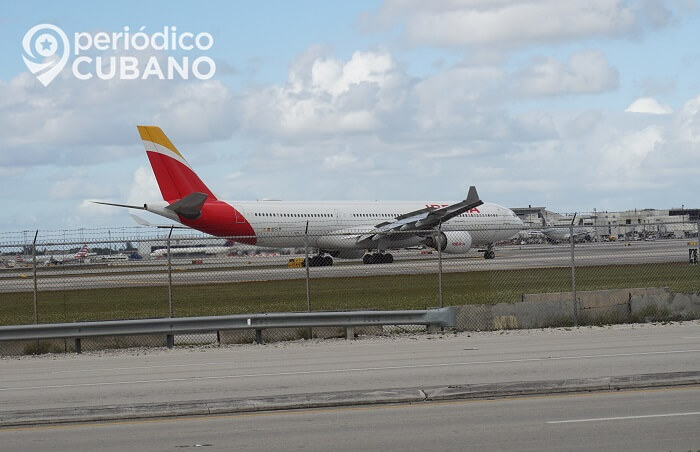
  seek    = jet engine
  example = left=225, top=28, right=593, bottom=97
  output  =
left=424, top=231, right=472, bottom=254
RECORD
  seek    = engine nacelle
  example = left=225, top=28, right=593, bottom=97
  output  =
left=425, top=231, right=472, bottom=254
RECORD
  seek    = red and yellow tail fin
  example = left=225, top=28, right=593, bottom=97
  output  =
left=137, top=126, right=217, bottom=202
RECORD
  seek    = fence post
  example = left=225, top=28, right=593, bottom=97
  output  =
left=32, top=230, right=39, bottom=354
left=570, top=224, right=578, bottom=327
left=304, top=224, right=312, bottom=339
left=304, top=230, right=311, bottom=312
left=167, top=226, right=174, bottom=318
left=32, top=230, right=39, bottom=325
left=437, top=226, right=443, bottom=308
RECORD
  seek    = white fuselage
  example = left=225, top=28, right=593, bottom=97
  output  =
left=229, top=200, right=523, bottom=249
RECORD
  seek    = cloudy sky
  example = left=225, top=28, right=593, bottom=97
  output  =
left=1, top=0, right=699, bottom=233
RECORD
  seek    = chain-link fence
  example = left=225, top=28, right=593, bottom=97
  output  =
left=1, top=222, right=700, bottom=354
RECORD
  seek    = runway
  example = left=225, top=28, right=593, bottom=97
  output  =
left=0, top=239, right=695, bottom=292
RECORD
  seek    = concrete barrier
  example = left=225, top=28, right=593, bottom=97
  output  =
left=456, top=288, right=700, bottom=331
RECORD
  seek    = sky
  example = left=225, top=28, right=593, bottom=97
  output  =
left=1, top=0, right=700, bottom=233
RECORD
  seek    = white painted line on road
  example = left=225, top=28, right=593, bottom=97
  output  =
left=46, top=348, right=700, bottom=375
left=2, top=349, right=699, bottom=392
left=547, top=411, right=700, bottom=424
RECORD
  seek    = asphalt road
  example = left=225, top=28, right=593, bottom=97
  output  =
left=1, top=322, right=698, bottom=414
left=0, top=239, right=695, bottom=292
left=1, top=386, right=698, bottom=451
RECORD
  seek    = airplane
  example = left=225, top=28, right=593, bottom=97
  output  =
left=17, top=245, right=92, bottom=265
left=95, top=126, right=524, bottom=266
left=149, top=244, right=232, bottom=258
left=539, top=216, right=595, bottom=243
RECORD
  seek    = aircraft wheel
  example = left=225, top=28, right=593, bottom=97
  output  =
left=323, top=256, right=333, bottom=266
left=484, top=250, right=495, bottom=259
left=363, top=254, right=372, bottom=264
left=386, top=253, right=394, bottom=263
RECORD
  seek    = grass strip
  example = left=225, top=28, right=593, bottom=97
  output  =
left=1, top=262, right=698, bottom=325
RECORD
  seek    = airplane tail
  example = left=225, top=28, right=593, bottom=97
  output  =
left=74, top=245, right=88, bottom=258
left=137, top=126, right=217, bottom=203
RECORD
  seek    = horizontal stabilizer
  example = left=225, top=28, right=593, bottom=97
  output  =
left=92, top=201, right=146, bottom=210
left=129, top=214, right=190, bottom=229
left=165, top=192, right=208, bottom=220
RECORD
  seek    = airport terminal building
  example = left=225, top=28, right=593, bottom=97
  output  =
left=512, top=206, right=699, bottom=240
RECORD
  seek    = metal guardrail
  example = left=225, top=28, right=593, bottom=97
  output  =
left=0, top=308, right=455, bottom=352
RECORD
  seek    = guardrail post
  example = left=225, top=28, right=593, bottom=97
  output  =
left=166, top=334, right=174, bottom=349
left=74, top=338, right=82, bottom=354
left=255, top=329, right=263, bottom=345
left=346, top=327, right=354, bottom=341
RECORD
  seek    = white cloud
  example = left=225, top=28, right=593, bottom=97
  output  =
left=670, top=95, right=700, bottom=146
left=517, top=51, right=619, bottom=96
left=625, top=97, right=674, bottom=114
left=126, top=166, right=161, bottom=205
left=238, top=50, right=403, bottom=137
left=595, top=125, right=665, bottom=186
left=366, top=0, right=682, bottom=47
left=0, top=68, right=235, bottom=167
left=49, top=176, right=113, bottom=201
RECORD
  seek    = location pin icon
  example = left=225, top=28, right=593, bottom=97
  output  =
left=22, top=24, right=70, bottom=87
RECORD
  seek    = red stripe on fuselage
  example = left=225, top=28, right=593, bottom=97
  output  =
left=147, top=151, right=217, bottom=202
left=179, top=200, right=257, bottom=245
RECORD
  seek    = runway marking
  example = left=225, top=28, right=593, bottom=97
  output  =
left=547, top=411, right=700, bottom=424
left=2, top=349, right=699, bottom=392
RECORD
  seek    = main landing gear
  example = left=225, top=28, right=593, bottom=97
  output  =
left=363, top=252, right=394, bottom=264
left=483, top=243, right=495, bottom=259
left=303, top=255, right=333, bottom=267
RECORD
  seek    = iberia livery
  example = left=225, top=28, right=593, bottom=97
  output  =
left=97, top=126, right=523, bottom=265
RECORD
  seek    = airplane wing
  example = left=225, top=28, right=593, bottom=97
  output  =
left=356, top=186, right=483, bottom=243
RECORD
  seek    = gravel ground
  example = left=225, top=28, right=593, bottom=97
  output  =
left=3, top=319, right=698, bottom=362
